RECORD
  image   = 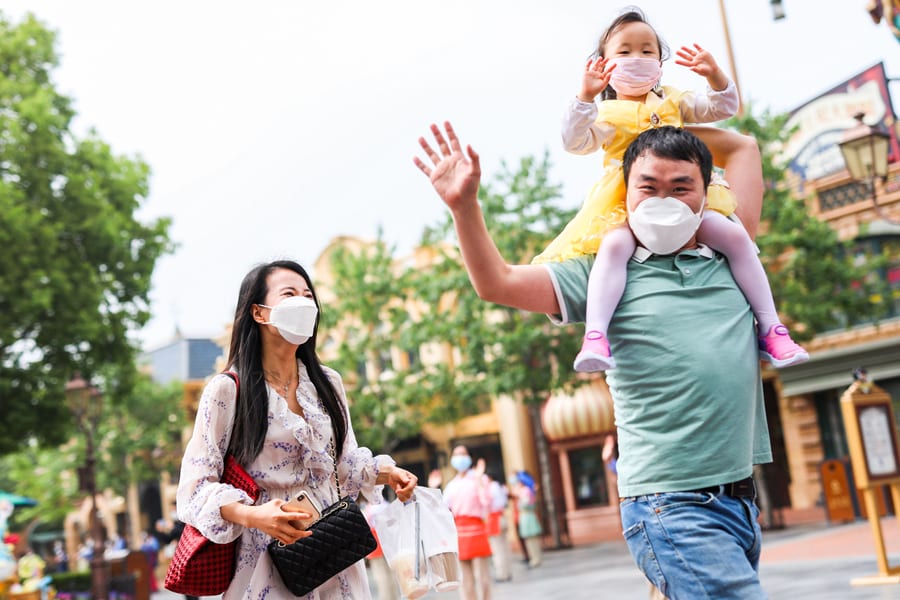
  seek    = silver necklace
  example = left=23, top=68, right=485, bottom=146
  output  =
left=264, top=370, right=293, bottom=397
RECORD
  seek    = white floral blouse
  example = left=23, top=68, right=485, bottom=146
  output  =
left=176, top=361, right=392, bottom=599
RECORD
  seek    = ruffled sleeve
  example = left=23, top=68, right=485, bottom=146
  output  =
left=678, top=79, right=739, bottom=124
left=324, top=367, right=394, bottom=504
left=175, top=373, right=256, bottom=544
left=561, top=97, right=616, bottom=155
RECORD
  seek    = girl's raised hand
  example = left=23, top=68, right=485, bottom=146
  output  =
left=578, top=57, right=615, bottom=103
left=675, top=43, right=730, bottom=91
left=675, top=44, right=720, bottom=78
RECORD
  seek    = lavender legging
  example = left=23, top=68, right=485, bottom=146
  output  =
left=583, top=212, right=779, bottom=338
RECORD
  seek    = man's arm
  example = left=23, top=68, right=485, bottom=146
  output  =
left=686, top=126, right=763, bottom=239
left=414, top=122, right=560, bottom=315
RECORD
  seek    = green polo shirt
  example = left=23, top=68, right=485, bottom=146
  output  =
left=546, top=248, right=772, bottom=497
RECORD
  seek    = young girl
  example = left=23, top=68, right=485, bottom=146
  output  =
left=532, top=7, right=808, bottom=372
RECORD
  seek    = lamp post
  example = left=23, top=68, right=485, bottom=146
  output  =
left=838, top=112, right=899, bottom=225
left=65, top=374, right=109, bottom=600
left=715, top=0, right=743, bottom=114
left=715, top=1, right=789, bottom=116
left=770, top=0, right=786, bottom=20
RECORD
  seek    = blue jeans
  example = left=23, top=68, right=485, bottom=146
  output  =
left=620, top=490, right=766, bottom=599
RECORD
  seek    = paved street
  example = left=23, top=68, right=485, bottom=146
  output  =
left=152, top=518, right=900, bottom=599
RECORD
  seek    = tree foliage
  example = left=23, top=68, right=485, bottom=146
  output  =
left=0, top=372, right=187, bottom=528
left=728, top=108, right=890, bottom=337
left=0, top=12, right=173, bottom=454
left=322, top=154, right=581, bottom=451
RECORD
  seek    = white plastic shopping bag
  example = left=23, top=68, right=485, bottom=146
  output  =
left=372, top=487, right=461, bottom=598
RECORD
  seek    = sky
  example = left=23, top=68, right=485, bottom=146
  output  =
left=3, top=0, right=899, bottom=350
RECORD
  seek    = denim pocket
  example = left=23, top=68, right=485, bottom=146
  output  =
left=652, top=491, right=717, bottom=513
left=622, top=520, right=666, bottom=595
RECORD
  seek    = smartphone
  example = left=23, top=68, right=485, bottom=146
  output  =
left=282, top=491, right=321, bottom=530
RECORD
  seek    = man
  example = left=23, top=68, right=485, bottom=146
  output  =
left=414, top=123, right=771, bottom=599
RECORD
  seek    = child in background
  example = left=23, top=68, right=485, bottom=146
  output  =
left=532, top=7, right=807, bottom=372
left=513, top=471, right=542, bottom=569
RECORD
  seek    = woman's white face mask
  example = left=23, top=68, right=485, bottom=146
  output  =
left=259, top=295, right=318, bottom=345
left=627, top=196, right=705, bottom=255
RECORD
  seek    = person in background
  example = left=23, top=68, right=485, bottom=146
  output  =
left=513, top=471, right=543, bottom=568
left=485, top=471, right=512, bottom=582
left=602, top=434, right=618, bottom=482
left=439, top=446, right=492, bottom=600
left=506, top=475, right=530, bottom=565
left=138, top=530, right=160, bottom=593
left=51, top=540, right=68, bottom=573
left=155, top=502, right=199, bottom=600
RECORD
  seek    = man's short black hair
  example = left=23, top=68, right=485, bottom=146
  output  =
left=622, top=126, right=713, bottom=190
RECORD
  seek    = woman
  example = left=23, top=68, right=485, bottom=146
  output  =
left=514, top=471, right=542, bottom=568
left=176, top=260, right=417, bottom=599
left=441, top=445, right=492, bottom=600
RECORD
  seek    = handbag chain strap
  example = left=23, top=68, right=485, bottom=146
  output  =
left=329, top=436, right=341, bottom=499
left=321, top=394, right=342, bottom=500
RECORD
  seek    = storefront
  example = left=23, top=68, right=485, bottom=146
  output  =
left=541, top=378, right=621, bottom=545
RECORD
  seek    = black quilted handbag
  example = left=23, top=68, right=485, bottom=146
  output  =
left=267, top=439, right=377, bottom=596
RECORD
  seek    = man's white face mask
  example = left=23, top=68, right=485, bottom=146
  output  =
left=627, top=196, right=705, bottom=255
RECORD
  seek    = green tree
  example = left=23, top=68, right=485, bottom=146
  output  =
left=322, top=154, right=581, bottom=452
left=0, top=12, right=173, bottom=455
left=319, top=233, right=420, bottom=450
left=419, top=153, right=582, bottom=405
left=98, top=371, right=188, bottom=491
left=0, top=372, right=186, bottom=528
left=728, top=108, right=889, bottom=336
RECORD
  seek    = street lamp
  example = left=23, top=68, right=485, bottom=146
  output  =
left=716, top=0, right=743, bottom=114
left=64, top=373, right=109, bottom=600
left=838, top=112, right=899, bottom=224
left=770, top=0, right=786, bottom=21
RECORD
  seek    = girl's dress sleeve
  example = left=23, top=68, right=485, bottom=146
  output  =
left=176, top=373, right=256, bottom=544
left=561, top=97, right=616, bottom=155
left=678, top=79, right=740, bottom=124
left=325, top=367, right=394, bottom=504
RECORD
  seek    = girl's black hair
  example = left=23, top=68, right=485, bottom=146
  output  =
left=592, top=6, right=669, bottom=101
left=225, top=260, right=347, bottom=466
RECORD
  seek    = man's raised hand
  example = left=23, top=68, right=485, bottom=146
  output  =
left=414, top=121, right=481, bottom=212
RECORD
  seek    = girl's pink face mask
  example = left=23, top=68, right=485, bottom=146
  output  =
left=607, top=57, right=662, bottom=96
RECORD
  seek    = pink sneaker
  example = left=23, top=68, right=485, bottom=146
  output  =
left=758, top=324, right=809, bottom=368
left=574, top=331, right=616, bottom=372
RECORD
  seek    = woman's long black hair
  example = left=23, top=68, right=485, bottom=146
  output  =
left=224, top=260, right=347, bottom=467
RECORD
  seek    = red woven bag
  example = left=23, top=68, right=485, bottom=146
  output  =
left=164, top=372, right=260, bottom=596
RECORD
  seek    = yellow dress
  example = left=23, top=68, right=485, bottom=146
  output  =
left=532, top=86, right=737, bottom=264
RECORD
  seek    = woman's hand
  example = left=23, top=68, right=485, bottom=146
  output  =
left=579, top=57, right=614, bottom=103
left=388, top=467, right=418, bottom=502
left=222, top=499, right=313, bottom=546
